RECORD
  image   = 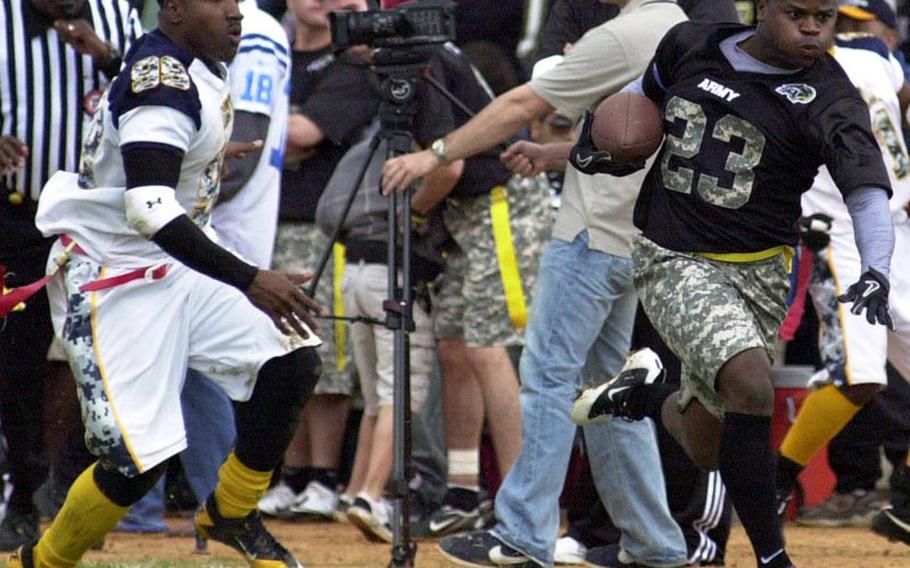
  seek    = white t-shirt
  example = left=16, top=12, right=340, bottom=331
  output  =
left=803, top=36, right=910, bottom=232
left=36, top=29, right=233, bottom=268
left=211, top=0, right=291, bottom=268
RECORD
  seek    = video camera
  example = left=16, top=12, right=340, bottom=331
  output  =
left=330, top=0, right=456, bottom=50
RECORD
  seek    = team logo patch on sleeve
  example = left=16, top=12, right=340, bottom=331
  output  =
left=131, top=56, right=160, bottom=93
left=775, top=83, right=817, bottom=104
left=160, top=56, right=191, bottom=90
left=130, top=56, right=191, bottom=93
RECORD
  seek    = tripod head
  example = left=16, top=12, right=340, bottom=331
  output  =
left=371, top=47, right=433, bottom=151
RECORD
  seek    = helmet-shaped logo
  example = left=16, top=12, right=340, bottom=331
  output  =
left=775, top=83, right=817, bottom=105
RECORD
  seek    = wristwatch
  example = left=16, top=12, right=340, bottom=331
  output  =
left=430, top=138, right=451, bottom=166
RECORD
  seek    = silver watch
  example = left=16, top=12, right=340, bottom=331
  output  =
left=430, top=138, right=451, bottom=166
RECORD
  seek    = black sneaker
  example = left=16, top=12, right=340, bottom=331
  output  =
left=6, top=544, right=35, bottom=568
left=872, top=506, right=910, bottom=545
left=194, top=494, right=303, bottom=567
left=428, top=488, right=492, bottom=537
left=0, top=509, right=40, bottom=552
left=572, top=348, right=665, bottom=424
left=438, top=530, right=536, bottom=567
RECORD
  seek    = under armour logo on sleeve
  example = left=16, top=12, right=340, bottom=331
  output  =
left=147, top=198, right=163, bottom=209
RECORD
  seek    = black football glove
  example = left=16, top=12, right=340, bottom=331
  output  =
left=837, top=267, right=895, bottom=329
left=797, top=213, right=832, bottom=253
left=569, top=110, right=645, bottom=177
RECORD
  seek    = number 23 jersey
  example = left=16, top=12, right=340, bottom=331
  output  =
left=634, top=21, right=891, bottom=254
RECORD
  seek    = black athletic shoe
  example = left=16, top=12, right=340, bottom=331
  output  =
left=872, top=507, right=910, bottom=545
left=195, top=494, right=304, bottom=567
left=438, top=530, right=536, bottom=567
left=572, top=348, right=665, bottom=424
left=0, top=509, right=40, bottom=552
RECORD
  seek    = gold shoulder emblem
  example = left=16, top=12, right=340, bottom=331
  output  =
left=160, top=56, right=191, bottom=90
left=130, top=56, right=160, bottom=93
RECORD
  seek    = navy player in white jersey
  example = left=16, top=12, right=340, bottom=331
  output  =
left=8, top=0, right=324, bottom=566
left=571, top=1, right=895, bottom=567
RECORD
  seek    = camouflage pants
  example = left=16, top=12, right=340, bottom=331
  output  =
left=631, top=236, right=790, bottom=418
left=273, top=222, right=354, bottom=395
left=434, top=174, right=551, bottom=347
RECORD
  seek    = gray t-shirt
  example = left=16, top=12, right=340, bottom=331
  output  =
left=528, top=0, right=687, bottom=257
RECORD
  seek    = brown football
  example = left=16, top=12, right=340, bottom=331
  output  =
left=591, top=91, right=664, bottom=164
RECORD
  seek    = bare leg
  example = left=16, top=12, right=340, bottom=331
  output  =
left=660, top=393, right=722, bottom=471
left=361, top=405, right=394, bottom=501
left=302, top=394, right=352, bottom=469
left=466, top=345, right=522, bottom=476
left=438, top=338, right=484, bottom=487
left=344, top=414, right=375, bottom=500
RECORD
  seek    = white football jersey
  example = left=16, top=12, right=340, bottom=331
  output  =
left=36, top=30, right=233, bottom=268
left=212, top=0, right=290, bottom=268
left=803, top=36, right=910, bottom=232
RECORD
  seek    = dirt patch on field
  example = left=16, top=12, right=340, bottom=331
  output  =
left=72, top=517, right=910, bottom=567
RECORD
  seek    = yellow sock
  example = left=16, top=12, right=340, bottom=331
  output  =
left=33, top=464, right=128, bottom=568
left=780, top=384, right=862, bottom=466
left=213, top=452, right=273, bottom=518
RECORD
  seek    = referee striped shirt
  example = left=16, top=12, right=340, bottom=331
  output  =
left=0, top=0, right=142, bottom=201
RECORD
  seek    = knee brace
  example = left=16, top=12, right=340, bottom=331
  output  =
left=234, top=347, right=321, bottom=471
left=93, top=461, right=167, bottom=507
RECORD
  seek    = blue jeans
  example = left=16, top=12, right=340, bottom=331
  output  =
left=491, top=231, right=687, bottom=567
left=179, top=369, right=236, bottom=501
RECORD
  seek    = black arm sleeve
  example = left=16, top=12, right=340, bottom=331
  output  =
left=121, top=145, right=259, bottom=291
left=219, top=110, right=269, bottom=203
left=121, top=143, right=184, bottom=188
left=151, top=216, right=258, bottom=290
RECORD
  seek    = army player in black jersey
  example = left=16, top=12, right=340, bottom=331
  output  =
left=570, top=1, right=895, bottom=567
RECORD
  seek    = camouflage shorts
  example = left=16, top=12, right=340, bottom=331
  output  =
left=273, top=222, right=354, bottom=395
left=433, top=174, right=551, bottom=347
left=631, top=236, right=790, bottom=418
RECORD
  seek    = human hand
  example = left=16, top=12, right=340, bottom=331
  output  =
left=500, top=140, right=548, bottom=177
left=797, top=213, right=832, bottom=253
left=225, top=140, right=263, bottom=160
left=837, top=267, right=894, bottom=329
left=54, top=19, right=110, bottom=59
left=0, top=136, right=28, bottom=175
left=245, top=270, right=326, bottom=338
left=382, top=149, right=439, bottom=195
left=569, top=110, right=644, bottom=177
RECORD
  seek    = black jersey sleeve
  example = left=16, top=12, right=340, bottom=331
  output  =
left=108, top=32, right=202, bottom=130
left=810, top=96, right=893, bottom=198
left=641, top=22, right=690, bottom=106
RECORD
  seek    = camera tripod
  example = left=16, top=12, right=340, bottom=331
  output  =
left=306, top=46, right=440, bottom=568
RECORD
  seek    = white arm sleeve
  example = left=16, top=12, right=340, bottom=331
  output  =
left=124, top=185, right=186, bottom=238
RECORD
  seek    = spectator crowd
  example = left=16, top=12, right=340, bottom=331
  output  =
left=2, top=1, right=910, bottom=568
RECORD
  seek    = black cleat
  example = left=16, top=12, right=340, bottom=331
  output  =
left=572, top=348, right=665, bottom=424
left=195, top=494, right=304, bottom=567
left=872, top=507, right=910, bottom=545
